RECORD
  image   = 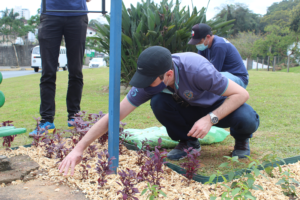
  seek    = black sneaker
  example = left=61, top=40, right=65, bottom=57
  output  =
left=167, top=139, right=201, bottom=160
left=232, top=138, right=250, bottom=159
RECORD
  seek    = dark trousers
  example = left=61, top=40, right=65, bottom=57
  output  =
left=38, top=14, right=88, bottom=122
left=150, top=93, right=260, bottom=141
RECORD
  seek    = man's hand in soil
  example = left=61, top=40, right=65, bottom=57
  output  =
left=57, top=98, right=136, bottom=176
left=58, top=149, right=83, bottom=176
left=187, top=114, right=212, bottom=139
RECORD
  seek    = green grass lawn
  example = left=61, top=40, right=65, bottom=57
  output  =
left=280, top=66, right=300, bottom=73
left=1, top=68, right=300, bottom=175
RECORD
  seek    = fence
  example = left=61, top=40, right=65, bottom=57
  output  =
left=244, top=56, right=298, bottom=71
left=0, top=44, right=36, bottom=67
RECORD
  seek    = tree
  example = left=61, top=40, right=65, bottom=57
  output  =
left=261, top=0, right=300, bottom=29
left=0, top=8, right=34, bottom=45
left=214, top=3, right=263, bottom=36
left=88, top=0, right=234, bottom=84
left=228, top=31, right=262, bottom=60
left=27, top=8, right=41, bottom=29
left=252, top=25, right=294, bottom=59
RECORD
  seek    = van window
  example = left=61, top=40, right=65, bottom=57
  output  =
left=32, top=47, right=40, bottom=54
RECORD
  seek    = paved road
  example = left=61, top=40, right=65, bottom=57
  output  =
left=0, top=70, right=40, bottom=79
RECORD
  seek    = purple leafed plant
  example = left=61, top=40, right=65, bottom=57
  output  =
left=31, top=117, right=50, bottom=147
left=41, top=134, right=55, bottom=158
left=1, top=120, right=16, bottom=149
left=2, top=135, right=16, bottom=149
left=117, top=168, right=139, bottom=200
left=54, top=142, right=69, bottom=161
left=119, top=130, right=132, bottom=155
left=1, top=120, right=13, bottom=127
left=97, top=132, right=108, bottom=145
left=53, top=130, right=65, bottom=143
left=179, top=147, right=201, bottom=185
left=80, top=156, right=91, bottom=180
left=87, top=144, right=98, bottom=158
left=135, top=139, right=152, bottom=166
left=137, top=138, right=168, bottom=188
left=95, top=149, right=116, bottom=187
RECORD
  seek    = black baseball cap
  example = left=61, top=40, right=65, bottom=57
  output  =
left=188, top=23, right=212, bottom=45
left=129, top=46, right=172, bottom=88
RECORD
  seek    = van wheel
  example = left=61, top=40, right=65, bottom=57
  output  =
left=34, top=67, right=39, bottom=72
left=63, top=66, right=67, bottom=71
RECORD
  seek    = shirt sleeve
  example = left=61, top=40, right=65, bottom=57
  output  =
left=192, top=62, right=229, bottom=96
left=210, top=45, right=227, bottom=72
left=126, top=87, right=152, bottom=107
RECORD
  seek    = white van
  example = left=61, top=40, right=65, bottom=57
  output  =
left=31, top=45, right=68, bottom=72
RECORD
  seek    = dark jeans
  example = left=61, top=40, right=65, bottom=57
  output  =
left=38, top=14, right=88, bottom=122
left=150, top=93, right=260, bottom=141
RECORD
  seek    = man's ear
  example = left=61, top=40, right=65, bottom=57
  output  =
left=166, top=69, right=174, bottom=77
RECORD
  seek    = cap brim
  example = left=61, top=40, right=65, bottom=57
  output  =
left=188, top=38, right=201, bottom=45
left=129, top=71, right=158, bottom=88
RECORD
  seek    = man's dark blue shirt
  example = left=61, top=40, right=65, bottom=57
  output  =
left=41, top=0, right=88, bottom=16
left=198, top=35, right=249, bottom=85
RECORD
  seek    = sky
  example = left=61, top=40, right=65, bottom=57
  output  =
left=1, top=0, right=282, bottom=21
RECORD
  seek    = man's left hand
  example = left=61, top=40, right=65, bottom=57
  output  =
left=187, top=115, right=212, bottom=139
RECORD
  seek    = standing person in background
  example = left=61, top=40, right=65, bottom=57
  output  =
left=29, top=0, right=91, bottom=136
left=188, top=23, right=249, bottom=89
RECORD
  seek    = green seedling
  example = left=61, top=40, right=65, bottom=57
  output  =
left=262, top=153, right=285, bottom=177
left=141, top=182, right=167, bottom=200
left=276, top=169, right=299, bottom=197
left=219, top=156, right=243, bottom=182
left=205, top=170, right=227, bottom=200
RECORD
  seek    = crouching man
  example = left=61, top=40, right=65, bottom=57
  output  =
left=59, top=46, right=259, bottom=176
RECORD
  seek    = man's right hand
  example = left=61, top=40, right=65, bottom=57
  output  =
left=58, top=149, right=83, bottom=176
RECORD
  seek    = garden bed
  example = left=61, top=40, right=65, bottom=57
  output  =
left=1, top=137, right=300, bottom=200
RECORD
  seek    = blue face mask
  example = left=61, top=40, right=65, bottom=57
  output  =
left=196, top=38, right=208, bottom=51
left=144, top=81, right=167, bottom=95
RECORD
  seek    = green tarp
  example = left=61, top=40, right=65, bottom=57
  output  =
left=124, top=126, right=230, bottom=149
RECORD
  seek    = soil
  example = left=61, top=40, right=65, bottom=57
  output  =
left=0, top=179, right=86, bottom=200
left=167, top=143, right=262, bottom=176
left=1, top=140, right=299, bottom=200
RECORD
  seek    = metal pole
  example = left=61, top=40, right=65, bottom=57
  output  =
left=256, top=57, right=258, bottom=71
left=287, top=55, right=290, bottom=73
left=102, top=0, right=106, bottom=15
left=267, top=56, right=270, bottom=71
left=108, top=0, right=122, bottom=173
left=273, top=56, right=276, bottom=72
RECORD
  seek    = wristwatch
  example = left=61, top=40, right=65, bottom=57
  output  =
left=209, top=112, right=219, bottom=125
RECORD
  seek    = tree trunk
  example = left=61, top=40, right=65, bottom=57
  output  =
left=13, top=44, right=20, bottom=68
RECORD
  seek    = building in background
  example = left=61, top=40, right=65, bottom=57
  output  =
left=21, top=9, right=30, bottom=20
left=6, top=6, right=31, bottom=20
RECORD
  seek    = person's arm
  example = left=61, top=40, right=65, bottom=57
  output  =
left=210, top=46, right=226, bottom=72
left=58, top=97, right=136, bottom=176
left=187, top=79, right=249, bottom=139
